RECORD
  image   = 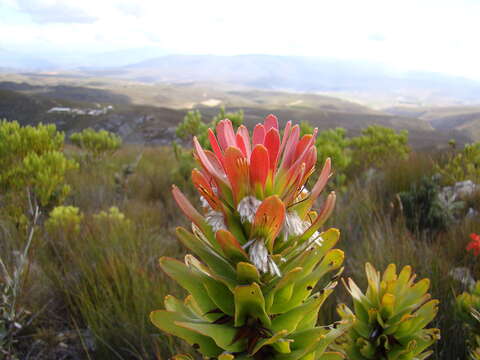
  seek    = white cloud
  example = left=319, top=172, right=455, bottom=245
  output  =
left=13, top=0, right=98, bottom=23
left=1, top=0, right=480, bottom=79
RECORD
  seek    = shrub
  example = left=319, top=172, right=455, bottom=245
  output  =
left=21, top=151, right=78, bottom=207
left=398, top=175, right=463, bottom=234
left=70, top=128, right=122, bottom=159
left=45, top=205, right=83, bottom=233
left=350, top=125, right=409, bottom=171
left=437, top=142, right=480, bottom=185
left=0, top=120, right=77, bottom=216
left=176, top=110, right=208, bottom=146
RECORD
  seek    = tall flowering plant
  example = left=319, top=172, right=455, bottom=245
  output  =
left=151, top=115, right=352, bottom=359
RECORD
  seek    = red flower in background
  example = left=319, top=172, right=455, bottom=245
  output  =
left=467, top=233, right=480, bottom=256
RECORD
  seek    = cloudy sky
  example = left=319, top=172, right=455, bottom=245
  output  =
left=1, top=0, right=480, bottom=79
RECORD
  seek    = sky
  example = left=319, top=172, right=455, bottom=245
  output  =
left=1, top=0, right=480, bottom=79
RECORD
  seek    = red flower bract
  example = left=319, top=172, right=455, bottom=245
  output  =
left=171, top=114, right=335, bottom=275
left=192, top=114, right=328, bottom=209
left=467, top=233, right=480, bottom=257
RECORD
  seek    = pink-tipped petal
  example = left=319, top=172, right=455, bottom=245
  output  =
left=172, top=185, right=207, bottom=230
left=264, top=128, right=280, bottom=172
left=304, top=146, right=317, bottom=176
left=236, top=125, right=251, bottom=158
left=310, top=158, right=332, bottom=201
left=250, top=144, right=270, bottom=192
left=288, top=128, right=318, bottom=172
left=193, top=137, right=225, bottom=181
left=264, top=114, right=279, bottom=132
left=208, top=128, right=224, bottom=166
left=216, top=119, right=237, bottom=150
left=294, top=134, right=314, bottom=159
left=252, top=124, right=266, bottom=146
left=191, top=169, right=220, bottom=210
left=236, top=132, right=248, bottom=157
left=223, top=146, right=250, bottom=205
left=280, top=124, right=300, bottom=169
left=279, top=120, right=292, bottom=156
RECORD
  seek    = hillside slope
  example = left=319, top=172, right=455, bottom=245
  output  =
left=105, top=55, right=480, bottom=106
left=0, top=78, right=469, bottom=148
left=385, top=105, right=480, bottom=142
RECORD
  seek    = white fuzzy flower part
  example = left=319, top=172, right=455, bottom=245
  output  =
left=248, top=239, right=269, bottom=274
left=267, top=257, right=281, bottom=277
left=205, top=210, right=226, bottom=232
left=284, top=211, right=309, bottom=237
left=237, top=196, right=261, bottom=224
left=247, top=239, right=281, bottom=277
left=199, top=195, right=211, bottom=210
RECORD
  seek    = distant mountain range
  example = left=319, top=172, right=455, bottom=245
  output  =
left=2, top=52, right=480, bottom=106
left=2, top=51, right=480, bottom=148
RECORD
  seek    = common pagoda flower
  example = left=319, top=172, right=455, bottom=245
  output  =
left=172, top=114, right=335, bottom=275
left=467, top=233, right=480, bottom=257
left=155, top=115, right=348, bottom=359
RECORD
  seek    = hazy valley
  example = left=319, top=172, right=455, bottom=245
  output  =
left=2, top=54, right=480, bottom=150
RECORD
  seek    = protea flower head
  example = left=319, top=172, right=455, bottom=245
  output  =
left=152, top=115, right=349, bottom=359
left=172, top=114, right=335, bottom=276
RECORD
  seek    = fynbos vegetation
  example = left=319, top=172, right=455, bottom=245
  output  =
left=0, top=113, right=479, bottom=359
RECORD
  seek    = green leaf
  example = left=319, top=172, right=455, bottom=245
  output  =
left=176, top=227, right=236, bottom=281
left=234, top=282, right=271, bottom=327
left=176, top=321, right=245, bottom=353
left=150, top=311, right=222, bottom=357
left=159, top=257, right=216, bottom=315
left=251, top=330, right=288, bottom=355
left=216, top=229, right=249, bottom=263
left=280, top=249, right=344, bottom=313
left=271, top=290, right=332, bottom=334
left=236, top=262, right=260, bottom=284
left=164, top=295, right=198, bottom=319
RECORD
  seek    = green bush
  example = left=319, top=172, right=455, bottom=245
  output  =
left=21, top=151, right=78, bottom=207
left=350, top=125, right=409, bottom=171
left=437, top=142, right=480, bottom=185
left=70, top=128, right=122, bottom=159
left=398, top=175, right=463, bottom=234
left=0, top=120, right=77, bottom=215
left=45, top=205, right=83, bottom=233
left=176, top=110, right=208, bottom=146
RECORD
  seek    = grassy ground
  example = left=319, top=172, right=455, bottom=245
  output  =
left=1, top=145, right=478, bottom=359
